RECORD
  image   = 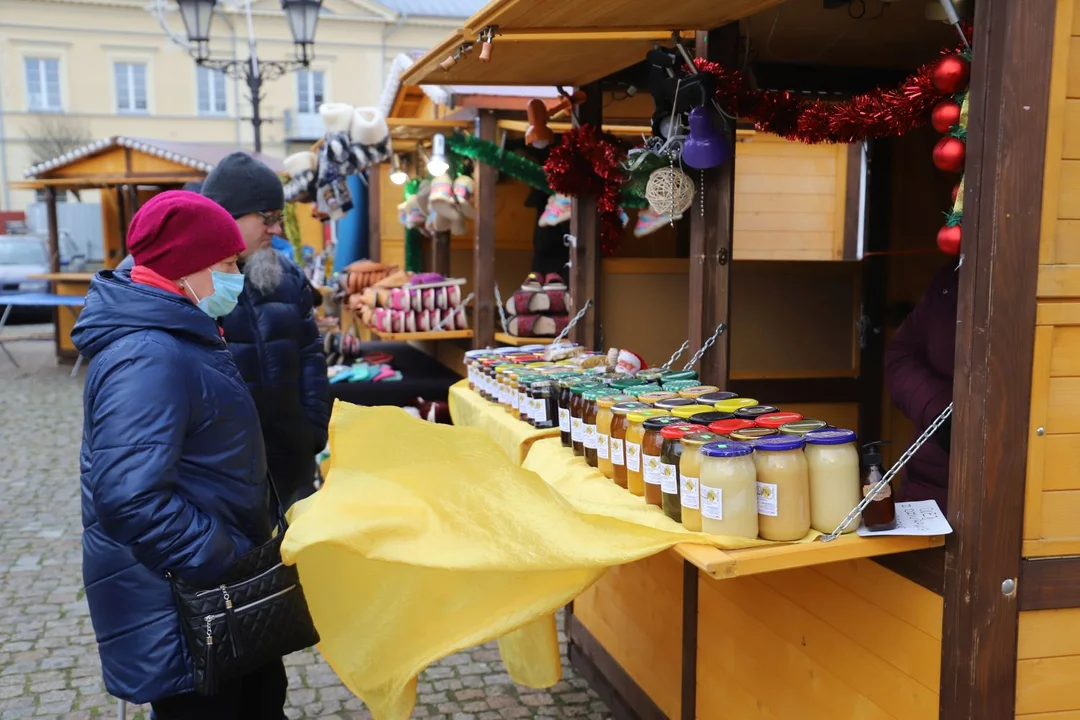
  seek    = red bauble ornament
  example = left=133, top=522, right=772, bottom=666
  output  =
left=937, top=224, right=962, bottom=255
left=951, top=182, right=962, bottom=204
left=932, top=55, right=970, bottom=94
left=933, top=137, right=966, bottom=173
left=932, top=99, right=962, bottom=134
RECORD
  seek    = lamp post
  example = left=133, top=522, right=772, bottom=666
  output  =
left=175, top=0, right=322, bottom=153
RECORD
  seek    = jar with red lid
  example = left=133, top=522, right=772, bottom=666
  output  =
left=708, top=418, right=757, bottom=437
left=754, top=412, right=804, bottom=429
left=659, top=424, right=708, bottom=522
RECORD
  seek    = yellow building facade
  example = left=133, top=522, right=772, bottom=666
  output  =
left=0, top=0, right=468, bottom=210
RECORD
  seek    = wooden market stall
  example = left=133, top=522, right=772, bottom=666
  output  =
left=401, top=0, right=1080, bottom=718
left=11, top=137, right=286, bottom=360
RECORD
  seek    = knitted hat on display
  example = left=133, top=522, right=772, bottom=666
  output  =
left=128, top=191, right=246, bottom=281
left=202, top=152, right=285, bottom=218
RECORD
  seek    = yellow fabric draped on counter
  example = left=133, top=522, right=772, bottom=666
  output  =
left=281, top=402, right=787, bottom=720
left=448, top=380, right=559, bottom=464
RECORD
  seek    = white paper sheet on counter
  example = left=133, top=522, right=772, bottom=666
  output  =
left=856, top=500, right=953, bottom=537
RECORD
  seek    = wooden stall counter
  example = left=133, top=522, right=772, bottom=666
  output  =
left=29, top=272, right=93, bottom=359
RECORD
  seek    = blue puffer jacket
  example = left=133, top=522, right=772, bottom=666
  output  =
left=72, top=271, right=271, bottom=704
left=117, top=253, right=329, bottom=506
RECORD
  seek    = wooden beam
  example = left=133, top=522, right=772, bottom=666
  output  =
left=367, top=169, right=381, bottom=262
left=432, top=230, right=451, bottom=277
left=474, top=111, right=498, bottom=350
left=568, top=82, right=603, bottom=348
left=687, top=26, right=739, bottom=387
left=939, top=0, right=1056, bottom=716
left=45, top=186, right=62, bottom=359
left=1019, top=557, right=1080, bottom=611
left=567, top=615, right=665, bottom=720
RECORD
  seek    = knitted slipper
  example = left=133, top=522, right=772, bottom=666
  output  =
left=539, top=194, right=572, bottom=227
left=364, top=351, right=393, bottom=365
left=350, top=107, right=392, bottom=168
left=507, top=289, right=569, bottom=315
left=521, top=272, right=543, bottom=292
left=542, top=273, right=567, bottom=291
left=320, top=102, right=355, bottom=134
left=450, top=212, right=467, bottom=237
left=452, top=175, right=476, bottom=219
left=415, top=179, right=432, bottom=215
left=429, top=174, right=457, bottom=220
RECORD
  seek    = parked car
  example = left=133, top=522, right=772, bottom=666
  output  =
left=0, top=235, right=51, bottom=321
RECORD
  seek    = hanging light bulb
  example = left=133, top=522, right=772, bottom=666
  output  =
left=427, top=133, right=449, bottom=176
left=681, top=106, right=731, bottom=170
left=390, top=155, right=409, bottom=185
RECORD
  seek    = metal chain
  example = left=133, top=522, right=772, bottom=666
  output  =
left=682, top=323, right=726, bottom=372
left=493, top=283, right=509, bottom=334
left=821, top=402, right=953, bottom=543
left=663, top=340, right=690, bottom=370
left=435, top=292, right=474, bottom=331
left=552, top=299, right=593, bottom=345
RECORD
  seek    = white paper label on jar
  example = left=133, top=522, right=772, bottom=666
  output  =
left=511, top=391, right=520, bottom=411
left=757, top=482, right=779, bottom=517
left=499, top=386, right=509, bottom=405
left=643, top=455, right=663, bottom=486
left=597, top=434, right=609, bottom=460
left=611, top=438, right=625, bottom=466
left=559, top=409, right=570, bottom=432
left=626, top=442, right=641, bottom=472
left=862, top=482, right=892, bottom=500
left=536, top=400, right=548, bottom=424
left=584, top=423, right=598, bottom=450
left=660, top=463, right=679, bottom=494
left=701, top=484, right=722, bottom=520
left=524, top=397, right=536, bottom=422
left=682, top=476, right=700, bottom=510
left=571, top=417, right=583, bottom=443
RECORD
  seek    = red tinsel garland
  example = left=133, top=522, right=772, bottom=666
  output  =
left=695, top=35, right=970, bottom=144
left=544, top=124, right=628, bottom=254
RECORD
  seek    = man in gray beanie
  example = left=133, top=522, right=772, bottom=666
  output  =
left=118, top=152, right=329, bottom=508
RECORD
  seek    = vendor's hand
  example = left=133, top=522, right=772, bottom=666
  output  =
left=933, top=414, right=952, bottom=454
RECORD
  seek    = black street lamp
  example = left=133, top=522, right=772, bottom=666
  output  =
left=175, top=0, right=323, bottom=153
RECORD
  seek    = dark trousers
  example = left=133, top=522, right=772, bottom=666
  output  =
left=150, top=660, right=288, bottom=720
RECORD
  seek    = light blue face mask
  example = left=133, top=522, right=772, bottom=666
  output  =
left=186, top=270, right=245, bottom=319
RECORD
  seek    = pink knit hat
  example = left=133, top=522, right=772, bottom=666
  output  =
left=128, top=191, right=246, bottom=281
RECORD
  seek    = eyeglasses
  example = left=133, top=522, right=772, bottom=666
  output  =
left=257, top=211, right=284, bottom=227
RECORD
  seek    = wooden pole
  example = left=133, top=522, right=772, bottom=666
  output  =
left=368, top=169, right=381, bottom=262
left=473, top=111, right=497, bottom=349
left=568, top=82, right=603, bottom=348
left=45, top=187, right=60, bottom=274
left=940, top=0, right=1055, bottom=716
left=687, top=26, right=738, bottom=388
left=432, top=230, right=451, bottom=277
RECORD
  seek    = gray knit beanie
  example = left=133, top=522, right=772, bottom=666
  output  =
left=202, top=152, right=285, bottom=218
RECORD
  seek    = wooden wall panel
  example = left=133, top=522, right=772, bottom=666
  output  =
left=573, top=552, right=683, bottom=719
left=697, top=559, right=941, bottom=720
left=1017, top=608, right=1080, bottom=716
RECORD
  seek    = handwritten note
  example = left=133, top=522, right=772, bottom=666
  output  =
left=856, top=500, right=953, bottom=537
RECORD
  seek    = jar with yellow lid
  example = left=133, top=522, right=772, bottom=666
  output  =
left=596, top=394, right=635, bottom=478
left=714, top=397, right=759, bottom=414
left=699, top=441, right=759, bottom=539
left=671, top=404, right=716, bottom=421
left=624, top=409, right=671, bottom=496
left=637, top=391, right=678, bottom=406
left=677, top=385, right=720, bottom=401
left=679, top=432, right=723, bottom=531
left=610, top=402, right=652, bottom=486
left=730, top=427, right=779, bottom=442
left=752, top=435, right=811, bottom=542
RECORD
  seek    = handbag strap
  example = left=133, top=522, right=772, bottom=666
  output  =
left=266, top=471, right=289, bottom=531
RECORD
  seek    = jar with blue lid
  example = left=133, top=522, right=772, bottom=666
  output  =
left=698, top=441, right=759, bottom=539
left=751, top=434, right=811, bottom=541
left=804, top=429, right=861, bottom=534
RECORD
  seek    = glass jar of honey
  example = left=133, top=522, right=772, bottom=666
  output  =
left=679, top=432, right=723, bottom=531
left=556, top=377, right=587, bottom=447
left=569, top=383, right=602, bottom=456
left=582, top=389, right=619, bottom=467
left=624, top=409, right=671, bottom=496
left=641, top=416, right=687, bottom=507
left=699, top=441, right=759, bottom=539
left=609, top=402, right=651, bottom=487
left=804, top=429, right=861, bottom=534
left=752, top=435, right=812, bottom=542
left=659, top=424, right=708, bottom=522
left=596, top=394, right=634, bottom=478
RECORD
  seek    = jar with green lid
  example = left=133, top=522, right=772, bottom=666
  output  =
left=679, top=432, right=723, bottom=531
left=609, top=402, right=651, bottom=487
left=610, top=377, right=645, bottom=391
left=730, top=427, right=779, bottom=442
left=664, top=370, right=699, bottom=382
left=635, top=370, right=669, bottom=384
left=641, top=416, right=690, bottom=507
left=582, top=389, right=620, bottom=467
left=659, top=424, right=709, bottom=522
left=625, top=409, right=671, bottom=496
left=596, top=395, right=635, bottom=478
left=637, top=391, right=678, bottom=406
left=556, top=377, right=588, bottom=447
left=624, top=384, right=662, bottom=398
left=654, top=397, right=699, bottom=412
left=524, top=376, right=549, bottom=427
left=779, top=419, right=829, bottom=436
left=671, top=404, right=716, bottom=421
left=661, top=380, right=700, bottom=393
left=570, top=384, right=603, bottom=456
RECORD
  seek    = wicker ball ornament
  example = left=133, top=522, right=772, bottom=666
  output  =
left=645, top=166, right=695, bottom=219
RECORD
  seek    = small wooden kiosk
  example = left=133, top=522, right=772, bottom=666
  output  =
left=400, top=0, right=1080, bottom=717
left=12, top=137, right=286, bottom=360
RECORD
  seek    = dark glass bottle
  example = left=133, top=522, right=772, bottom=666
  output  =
left=860, top=442, right=897, bottom=531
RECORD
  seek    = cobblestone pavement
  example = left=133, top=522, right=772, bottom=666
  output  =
left=0, top=333, right=610, bottom=719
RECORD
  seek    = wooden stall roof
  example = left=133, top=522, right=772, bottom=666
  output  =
left=12, top=136, right=283, bottom=190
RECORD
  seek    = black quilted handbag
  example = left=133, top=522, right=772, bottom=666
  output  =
left=169, top=474, right=320, bottom=696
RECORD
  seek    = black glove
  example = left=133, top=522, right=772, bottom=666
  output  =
left=933, top=414, right=952, bottom=454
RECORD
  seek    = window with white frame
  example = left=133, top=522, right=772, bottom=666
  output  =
left=197, top=66, right=228, bottom=115
left=114, top=62, right=148, bottom=114
left=25, top=58, right=62, bottom=112
left=297, top=70, right=325, bottom=114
